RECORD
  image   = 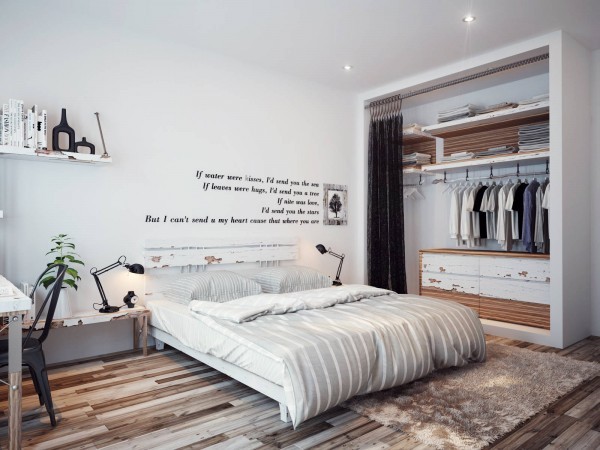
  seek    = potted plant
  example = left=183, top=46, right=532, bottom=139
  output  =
left=42, top=234, right=85, bottom=318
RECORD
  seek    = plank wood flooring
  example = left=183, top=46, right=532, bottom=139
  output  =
left=0, top=335, right=598, bottom=449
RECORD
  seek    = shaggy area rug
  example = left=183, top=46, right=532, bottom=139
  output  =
left=343, top=343, right=599, bottom=450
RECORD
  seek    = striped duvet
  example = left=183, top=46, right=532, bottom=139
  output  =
left=189, top=285, right=486, bottom=427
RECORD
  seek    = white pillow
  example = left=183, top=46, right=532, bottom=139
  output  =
left=249, top=265, right=331, bottom=294
left=164, top=271, right=262, bottom=304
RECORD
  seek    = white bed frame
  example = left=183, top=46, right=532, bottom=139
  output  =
left=143, top=238, right=298, bottom=422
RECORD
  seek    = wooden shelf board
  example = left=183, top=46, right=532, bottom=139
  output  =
left=403, top=128, right=436, bottom=144
left=422, top=101, right=549, bottom=136
left=0, top=145, right=112, bottom=164
left=419, top=149, right=549, bottom=173
left=403, top=167, right=436, bottom=175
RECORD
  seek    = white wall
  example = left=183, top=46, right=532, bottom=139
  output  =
left=591, top=49, right=600, bottom=337
left=0, top=3, right=359, bottom=363
left=558, top=33, right=592, bottom=345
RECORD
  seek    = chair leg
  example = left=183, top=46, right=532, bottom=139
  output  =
left=27, top=352, right=56, bottom=427
left=28, top=367, right=45, bottom=406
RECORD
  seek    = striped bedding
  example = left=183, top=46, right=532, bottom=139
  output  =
left=188, top=285, right=486, bottom=427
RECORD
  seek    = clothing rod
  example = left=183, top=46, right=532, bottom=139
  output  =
left=365, top=53, right=549, bottom=110
left=435, top=170, right=550, bottom=184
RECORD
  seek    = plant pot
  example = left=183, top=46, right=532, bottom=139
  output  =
left=53, top=288, right=73, bottom=319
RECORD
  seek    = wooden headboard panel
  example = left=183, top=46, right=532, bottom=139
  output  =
left=143, top=237, right=298, bottom=270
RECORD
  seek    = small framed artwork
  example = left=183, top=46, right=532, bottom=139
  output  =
left=323, top=184, right=348, bottom=226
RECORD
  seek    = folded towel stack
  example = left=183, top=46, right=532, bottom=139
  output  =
left=441, top=151, right=475, bottom=162
left=437, top=104, right=478, bottom=123
left=475, top=145, right=517, bottom=158
left=518, top=123, right=549, bottom=152
left=402, top=152, right=431, bottom=166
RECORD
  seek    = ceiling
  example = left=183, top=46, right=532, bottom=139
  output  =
left=45, top=0, right=600, bottom=92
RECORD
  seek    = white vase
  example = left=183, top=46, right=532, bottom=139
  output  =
left=53, top=288, right=73, bottom=319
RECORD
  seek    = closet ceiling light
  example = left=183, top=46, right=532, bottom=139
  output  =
left=343, top=65, right=353, bottom=71
left=462, top=15, right=476, bottom=23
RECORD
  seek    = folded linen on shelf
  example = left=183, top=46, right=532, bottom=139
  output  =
left=518, top=93, right=549, bottom=106
left=475, top=102, right=518, bottom=115
left=402, top=151, right=431, bottom=166
left=403, top=123, right=423, bottom=132
left=518, top=122, right=549, bottom=152
left=441, top=151, right=475, bottom=162
left=475, top=145, right=517, bottom=157
left=437, top=104, right=478, bottom=123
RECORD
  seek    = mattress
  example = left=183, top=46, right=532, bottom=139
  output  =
left=146, top=297, right=285, bottom=386
left=146, top=298, right=285, bottom=385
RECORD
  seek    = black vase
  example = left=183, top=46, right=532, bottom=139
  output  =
left=74, top=137, right=95, bottom=155
left=52, top=108, right=76, bottom=152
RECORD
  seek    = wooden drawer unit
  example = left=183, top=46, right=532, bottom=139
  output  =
left=421, top=252, right=479, bottom=276
left=420, top=249, right=550, bottom=330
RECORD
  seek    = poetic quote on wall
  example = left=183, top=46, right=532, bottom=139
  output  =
left=145, top=170, right=323, bottom=225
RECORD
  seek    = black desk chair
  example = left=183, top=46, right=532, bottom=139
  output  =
left=0, top=263, right=67, bottom=426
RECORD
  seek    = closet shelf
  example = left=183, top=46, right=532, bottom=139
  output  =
left=403, top=167, right=435, bottom=175
left=419, top=149, right=549, bottom=173
left=0, top=145, right=112, bottom=164
left=421, top=101, right=549, bottom=136
left=402, top=128, right=436, bottom=144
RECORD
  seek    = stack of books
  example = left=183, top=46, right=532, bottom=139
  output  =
left=0, top=99, right=47, bottom=150
left=437, top=104, right=478, bottom=123
left=518, top=123, right=549, bottom=152
left=402, top=152, right=431, bottom=166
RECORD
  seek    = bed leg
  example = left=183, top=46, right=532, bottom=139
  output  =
left=155, top=338, right=165, bottom=351
left=279, top=403, right=290, bottom=423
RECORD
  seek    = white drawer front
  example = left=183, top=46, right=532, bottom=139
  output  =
left=422, top=253, right=479, bottom=276
left=479, top=257, right=550, bottom=283
left=421, top=273, right=479, bottom=295
left=479, top=277, right=550, bottom=304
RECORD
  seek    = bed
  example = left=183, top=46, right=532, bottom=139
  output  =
left=143, top=238, right=486, bottom=427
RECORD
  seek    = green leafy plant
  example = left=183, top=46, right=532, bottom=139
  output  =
left=42, top=234, right=85, bottom=290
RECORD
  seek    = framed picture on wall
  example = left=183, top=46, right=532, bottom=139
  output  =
left=323, top=184, right=348, bottom=225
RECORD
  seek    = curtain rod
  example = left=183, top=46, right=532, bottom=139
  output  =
left=365, top=53, right=549, bottom=110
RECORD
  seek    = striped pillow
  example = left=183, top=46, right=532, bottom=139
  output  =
left=164, top=271, right=262, bottom=304
left=250, top=266, right=331, bottom=294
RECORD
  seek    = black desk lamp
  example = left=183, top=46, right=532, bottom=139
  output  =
left=90, top=255, right=145, bottom=313
left=316, top=244, right=344, bottom=286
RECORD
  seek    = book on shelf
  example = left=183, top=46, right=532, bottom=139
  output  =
left=1, top=104, right=8, bottom=145
left=0, top=99, right=47, bottom=150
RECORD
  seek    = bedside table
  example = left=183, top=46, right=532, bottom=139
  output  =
left=23, top=306, right=151, bottom=356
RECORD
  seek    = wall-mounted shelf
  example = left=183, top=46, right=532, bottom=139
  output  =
left=0, top=145, right=112, bottom=164
left=419, top=149, right=549, bottom=174
left=422, top=101, right=549, bottom=136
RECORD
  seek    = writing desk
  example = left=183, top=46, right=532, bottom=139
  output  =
left=0, top=275, right=31, bottom=450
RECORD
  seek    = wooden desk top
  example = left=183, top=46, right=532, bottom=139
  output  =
left=0, top=276, right=31, bottom=316
left=24, top=306, right=150, bottom=330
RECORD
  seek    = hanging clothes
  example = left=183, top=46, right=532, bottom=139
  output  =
left=542, top=182, right=550, bottom=253
left=460, top=186, right=475, bottom=247
left=449, top=186, right=463, bottom=244
left=473, top=185, right=489, bottom=239
left=522, top=179, right=540, bottom=253
left=497, top=181, right=514, bottom=251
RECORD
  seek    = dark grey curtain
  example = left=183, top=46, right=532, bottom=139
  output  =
left=367, top=107, right=407, bottom=293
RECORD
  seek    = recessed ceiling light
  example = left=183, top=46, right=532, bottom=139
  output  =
left=462, top=15, right=476, bottom=23
left=343, top=65, right=353, bottom=71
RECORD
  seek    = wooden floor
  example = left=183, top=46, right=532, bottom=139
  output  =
left=0, top=335, right=598, bottom=449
